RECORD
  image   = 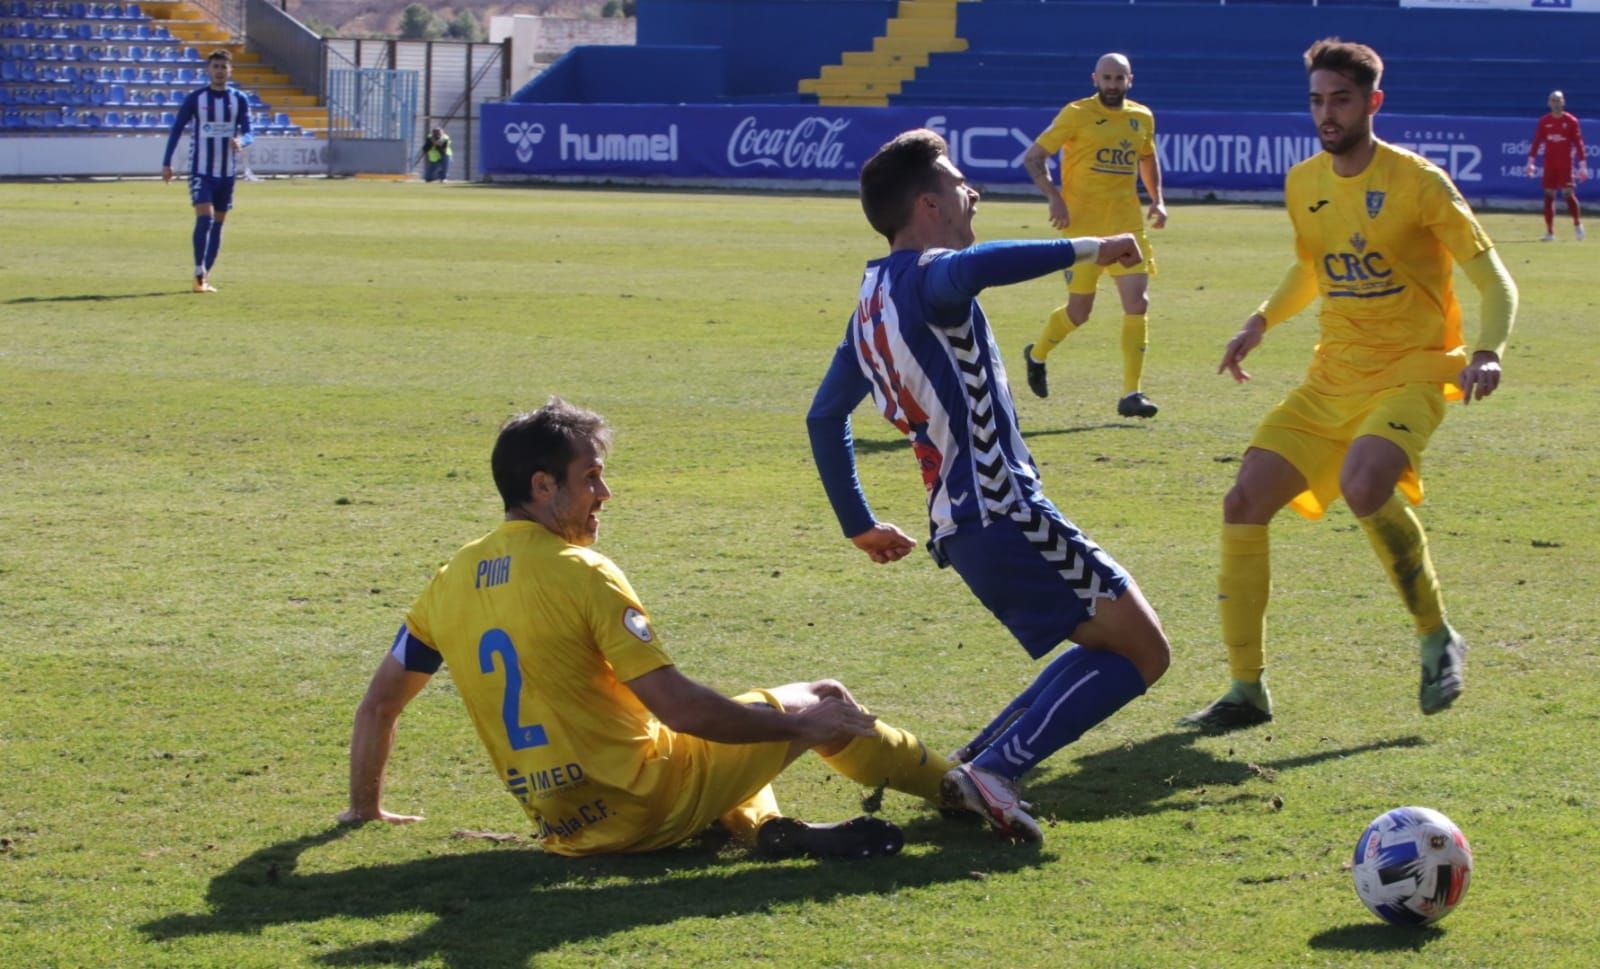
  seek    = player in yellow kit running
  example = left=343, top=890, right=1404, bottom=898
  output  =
left=340, top=397, right=956, bottom=858
left=1179, top=39, right=1518, bottom=730
left=1020, top=52, right=1168, bottom=418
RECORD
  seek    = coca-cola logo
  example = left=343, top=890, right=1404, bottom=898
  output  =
left=726, top=116, right=850, bottom=170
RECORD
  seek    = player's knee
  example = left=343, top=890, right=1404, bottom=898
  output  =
left=1124, top=294, right=1149, bottom=316
left=1222, top=483, right=1261, bottom=523
left=1067, top=305, right=1092, bottom=326
left=1340, top=472, right=1391, bottom=517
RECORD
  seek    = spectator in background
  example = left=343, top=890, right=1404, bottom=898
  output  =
left=423, top=127, right=452, bottom=182
left=1526, top=90, right=1587, bottom=241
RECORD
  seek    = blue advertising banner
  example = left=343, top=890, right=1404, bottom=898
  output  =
left=483, top=103, right=1563, bottom=201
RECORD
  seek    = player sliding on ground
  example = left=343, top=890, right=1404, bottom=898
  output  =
left=808, top=129, right=1170, bottom=842
left=341, top=398, right=960, bottom=859
left=1180, top=39, right=1518, bottom=731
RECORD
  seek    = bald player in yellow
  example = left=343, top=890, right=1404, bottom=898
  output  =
left=341, top=396, right=956, bottom=859
left=1020, top=52, right=1168, bottom=419
left=1179, top=39, right=1517, bottom=731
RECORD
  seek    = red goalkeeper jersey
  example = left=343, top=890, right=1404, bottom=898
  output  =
left=1531, top=112, right=1585, bottom=174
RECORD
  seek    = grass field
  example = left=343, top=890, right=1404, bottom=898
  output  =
left=2, top=178, right=1597, bottom=968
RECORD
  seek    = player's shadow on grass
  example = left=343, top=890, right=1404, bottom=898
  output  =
left=4, top=291, right=177, bottom=304
left=141, top=822, right=1043, bottom=967
left=1026, top=731, right=1427, bottom=823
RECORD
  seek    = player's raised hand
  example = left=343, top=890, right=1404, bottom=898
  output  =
left=1048, top=195, right=1070, bottom=231
left=1218, top=313, right=1268, bottom=383
left=850, top=522, right=916, bottom=564
left=1096, top=233, right=1142, bottom=267
left=1147, top=201, right=1169, bottom=229
left=1457, top=350, right=1503, bottom=405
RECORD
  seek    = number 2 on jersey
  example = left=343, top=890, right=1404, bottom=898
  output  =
left=478, top=628, right=549, bottom=750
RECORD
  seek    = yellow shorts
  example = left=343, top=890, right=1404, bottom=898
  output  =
left=1064, top=228, right=1155, bottom=295
left=639, top=689, right=789, bottom=851
left=1250, top=382, right=1446, bottom=521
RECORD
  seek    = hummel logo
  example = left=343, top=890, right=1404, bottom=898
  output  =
left=1309, top=200, right=1330, bottom=213
left=949, top=491, right=970, bottom=508
left=1387, top=421, right=1411, bottom=433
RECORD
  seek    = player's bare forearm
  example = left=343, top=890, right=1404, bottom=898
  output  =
left=1022, top=145, right=1057, bottom=201
left=1139, top=156, right=1168, bottom=228
left=1219, top=313, right=1267, bottom=383
left=341, top=656, right=426, bottom=825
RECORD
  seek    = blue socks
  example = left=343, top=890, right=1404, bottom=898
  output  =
left=971, top=646, right=1147, bottom=780
left=203, top=220, right=224, bottom=272
left=192, top=215, right=212, bottom=276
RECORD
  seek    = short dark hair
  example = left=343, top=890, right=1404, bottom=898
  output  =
left=491, top=396, right=613, bottom=510
left=858, top=128, right=950, bottom=243
left=1304, top=38, right=1383, bottom=93
left=207, top=49, right=232, bottom=64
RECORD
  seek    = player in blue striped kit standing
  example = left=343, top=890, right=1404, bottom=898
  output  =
left=807, top=129, right=1171, bottom=842
left=161, top=49, right=253, bottom=294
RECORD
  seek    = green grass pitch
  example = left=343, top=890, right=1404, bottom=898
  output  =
left=1, top=178, right=1597, bottom=968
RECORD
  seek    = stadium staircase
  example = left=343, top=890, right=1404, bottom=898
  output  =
left=0, top=0, right=323, bottom=133
left=141, top=1, right=323, bottom=133
left=798, top=0, right=967, bottom=107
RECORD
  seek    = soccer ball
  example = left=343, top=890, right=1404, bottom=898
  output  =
left=1352, top=806, right=1473, bottom=926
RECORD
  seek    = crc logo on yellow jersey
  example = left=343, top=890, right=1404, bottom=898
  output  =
left=1095, top=139, right=1139, bottom=168
left=1324, top=232, right=1404, bottom=298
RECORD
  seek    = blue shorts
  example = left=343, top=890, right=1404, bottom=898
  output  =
left=188, top=174, right=236, bottom=212
left=935, top=499, right=1130, bottom=660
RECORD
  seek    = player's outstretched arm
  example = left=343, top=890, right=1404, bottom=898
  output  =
left=340, top=654, right=430, bottom=825
left=1094, top=233, right=1142, bottom=267
left=626, top=665, right=875, bottom=748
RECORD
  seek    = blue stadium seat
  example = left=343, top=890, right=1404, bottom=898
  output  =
left=108, top=81, right=122, bottom=102
left=0, top=88, right=9, bottom=105
left=19, top=60, right=36, bottom=80
left=83, top=109, right=101, bottom=126
left=127, top=2, right=140, bottom=17
left=128, top=44, right=143, bottom=60
left=103, top=108, right=120, bottom=125
left=275, top=111, right=290, bottom=127
left=62, top=63, right=78, bottom=81
left=67, top=42, right=83, bottom=59
left=0, top=61, right=15, bottom=82
left=160, top=109, right=173, bottom=125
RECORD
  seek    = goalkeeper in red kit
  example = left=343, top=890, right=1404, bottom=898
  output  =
left=1526, top=90, right=1588, bottom=241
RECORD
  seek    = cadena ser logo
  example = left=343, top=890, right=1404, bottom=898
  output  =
left=1324, top=232, right=1404, bottom=299
left=504, top=121, right=545, bottom=163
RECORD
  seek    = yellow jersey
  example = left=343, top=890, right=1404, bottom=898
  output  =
left=1281, top=141, right=1493, bottom=395
left=404, top=519, right=681, bottom=856
left=1034, top=95, right=1156, bottom=234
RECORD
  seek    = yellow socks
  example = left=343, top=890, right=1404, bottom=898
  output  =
left=1357, top=494, right=1445, bottom=635
left=720, top=784, right=781, bottom=843
left=1032, top=306, right=1077, bottom=361
left=1120, top=314, right=1148, bottom=394
left=1219, top=523, right=1271, bottom=682
left=820, top=719, right=951, bottom=802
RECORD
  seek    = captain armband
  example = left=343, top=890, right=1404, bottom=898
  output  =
left=389, top=623, right=443, bottom=674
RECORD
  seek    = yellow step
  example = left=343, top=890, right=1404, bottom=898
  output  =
left=817, top=63, right=918, bottom=85
left=841, top=49, right=929, bottom=69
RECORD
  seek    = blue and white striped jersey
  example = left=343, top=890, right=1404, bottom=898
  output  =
left=808, top=240, right=1087, bottom=543
left=163, top=85, right=252, bottom=178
